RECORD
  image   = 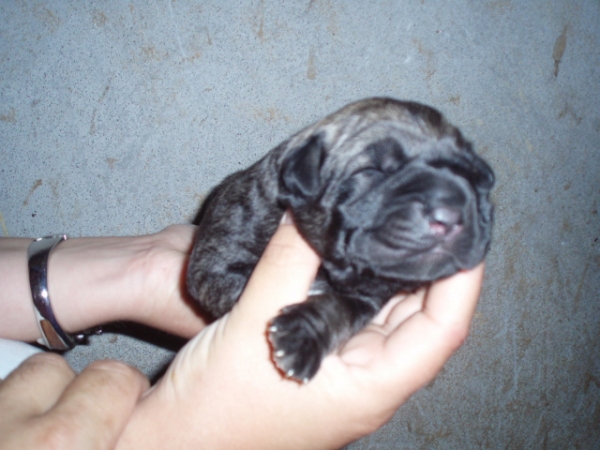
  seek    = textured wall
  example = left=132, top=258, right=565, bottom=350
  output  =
left=1, top=1, right=598, bottom=448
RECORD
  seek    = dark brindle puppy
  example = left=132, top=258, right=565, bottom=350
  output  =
left=187, top=98, right=494, bottom=382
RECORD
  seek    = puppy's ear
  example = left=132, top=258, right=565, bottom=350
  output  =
left=432, top=151, right=495, bottom=192
left=470, top=154, right=495, bottom=191
left=279, top=134, right=326, bottom=202
left=458, top=150, right=494, bottom=191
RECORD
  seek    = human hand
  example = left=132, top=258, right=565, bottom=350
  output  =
left=0, top=353, right=148, bottom=450
left=116, top=220, right=484, bottom=449
left=51, top=224, right=206, bottom=338
left=0, top=225, right=206, bottom=342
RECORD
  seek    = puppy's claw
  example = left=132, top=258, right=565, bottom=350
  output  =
left=268, top=306, right=325, bottom=383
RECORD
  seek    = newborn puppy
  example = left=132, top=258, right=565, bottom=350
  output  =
left=187, top=98, right=494, bottom=382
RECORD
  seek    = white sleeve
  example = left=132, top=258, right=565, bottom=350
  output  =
left=0, top=338, right=43, bottom=379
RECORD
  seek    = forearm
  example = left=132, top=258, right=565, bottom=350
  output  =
left=0, top=238, right=39, bottom=340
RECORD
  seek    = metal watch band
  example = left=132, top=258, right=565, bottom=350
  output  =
left=27, top=234, right=84, bottom=350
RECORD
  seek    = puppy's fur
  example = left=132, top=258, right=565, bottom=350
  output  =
left=187, top=98, right=494, bottom=382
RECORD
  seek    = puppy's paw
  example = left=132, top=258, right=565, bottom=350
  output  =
left=268, top=304, right=328, bottom=383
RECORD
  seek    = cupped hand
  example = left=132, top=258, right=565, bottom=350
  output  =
left=117, top=221, right=484, bottom=450
left=0, top=353, right=148, bottom=450
left=126, top=224, right=207, bottom=337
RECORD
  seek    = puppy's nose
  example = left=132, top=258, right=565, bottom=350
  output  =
left=428, top=207, right=461, bottom=236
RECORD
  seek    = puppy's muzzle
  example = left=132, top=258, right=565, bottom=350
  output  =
left=427, top=206, right=463, bottom=239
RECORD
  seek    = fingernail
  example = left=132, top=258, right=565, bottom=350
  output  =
left=280, top=211, right=293, bottom=225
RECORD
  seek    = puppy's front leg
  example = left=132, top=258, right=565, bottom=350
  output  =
left=268, top=294, right=378, bottom=382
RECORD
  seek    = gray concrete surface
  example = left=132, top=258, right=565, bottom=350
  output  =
left=1, top=1, right=599, bottom=448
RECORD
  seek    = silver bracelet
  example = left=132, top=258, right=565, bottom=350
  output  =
left=28, top=235, right=95, bottom=350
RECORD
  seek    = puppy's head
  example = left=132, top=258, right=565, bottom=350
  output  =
left=278, top=98, right=494, bottom=283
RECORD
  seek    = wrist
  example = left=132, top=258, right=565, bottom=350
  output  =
left=47, top=235, right=150, bottom=334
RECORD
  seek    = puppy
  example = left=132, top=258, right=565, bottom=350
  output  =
left=187, top=98, right=494, bottom=382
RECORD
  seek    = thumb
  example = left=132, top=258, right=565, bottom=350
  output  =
left=231, top=216, right=321, bottom=329
left=154, top=217, right=320, bottom=391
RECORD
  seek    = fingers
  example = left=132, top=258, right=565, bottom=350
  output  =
left=371, top=291, right=423, bottom=329
left=375, top=264, right=485, bottom=393
left=159, top=224, right=197, bottom=252
left=0, top=353, right=75, bottom=420
left=423, top=263, right=485, bottom=332
left=0, top=356, right=147, bottom=450
left=233, top=221, right=321, bottom=324
left=44, top=360, right=149, bottom=450
left=132, top=224, right=207, bottom=338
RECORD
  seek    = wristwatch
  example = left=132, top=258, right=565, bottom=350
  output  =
left=28, top=235, right=85, bottom=350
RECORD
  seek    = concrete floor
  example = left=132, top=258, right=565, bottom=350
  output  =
left=1, top=1, right=599, bottom=448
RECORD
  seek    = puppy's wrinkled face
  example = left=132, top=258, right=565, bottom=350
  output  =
left=279, top=102, right=494, bottom=288
left=335, top=140, right=493, bottom=282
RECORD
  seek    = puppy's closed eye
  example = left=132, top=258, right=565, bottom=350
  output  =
left=364, top=138, right=407, bottom=173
